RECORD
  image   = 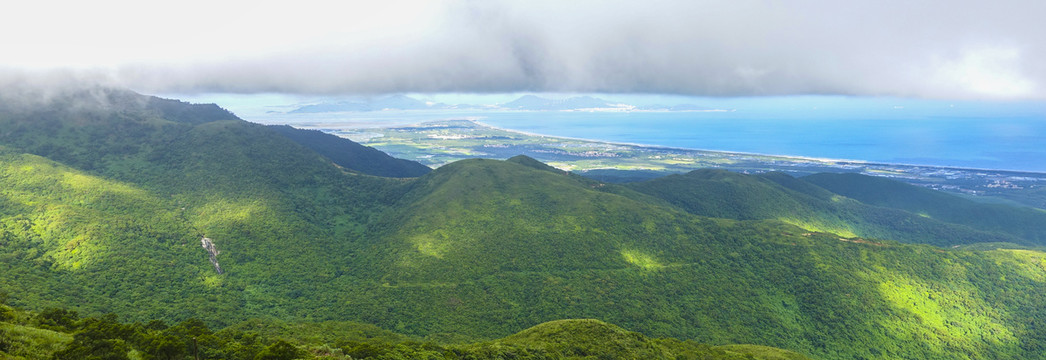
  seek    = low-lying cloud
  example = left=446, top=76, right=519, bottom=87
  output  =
left=3, top=0, right=1044, bottom=99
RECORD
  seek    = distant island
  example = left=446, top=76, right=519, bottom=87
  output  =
left=287, top=94, right=727, bottom=113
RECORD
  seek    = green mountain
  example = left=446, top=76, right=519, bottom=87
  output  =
left=4, top=87, right=1046, bottom=359
left=0, top=87, right=408, bottom=325
left=626, top=169, right=1028, bottom=247
left=267, top=125, right=431, bottom=178
left=803, top=172, right=1046, bottom=244
left=332, top=157, right=1046, bottom=358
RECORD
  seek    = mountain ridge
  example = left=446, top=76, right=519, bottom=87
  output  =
left=267, top=125, right=431, bottom=178
left=804, top=172, right=1046, bottom=243
left=627, top=168, right=1033, bottom=247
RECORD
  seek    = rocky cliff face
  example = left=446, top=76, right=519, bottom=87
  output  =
left=200, top=237, right=222, bottom=274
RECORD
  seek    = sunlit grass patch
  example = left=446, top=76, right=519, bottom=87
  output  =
left=412, top=233, right=449, bottom=259
left=0, top=322, right=72, bottom=358
left=987, top=249, right=1046, bottom=282
left=621, top=249, right=663, bottom=270
left=878, top=275, right=1016, bottom=352
left=204, top=274, right=224, bottom=288
left=776, top=217, right=857, bottom=238
left=191, top=198, right=268, bottom=230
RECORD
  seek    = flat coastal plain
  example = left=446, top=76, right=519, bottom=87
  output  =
left=302, top=119, right=1046, bottom=209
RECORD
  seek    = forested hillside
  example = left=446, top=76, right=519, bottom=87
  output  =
left=267, top=125, right=431, bottom=178
left=626, top=169, right=1037, bottom=247
left=803, top=172, right=1046, bottom=244
left=4, top=87, right=1046, bottom=359
left=0, top=87, right=413, bottom=327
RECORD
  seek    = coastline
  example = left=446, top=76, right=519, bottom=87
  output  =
left=466, top=119, right=1046, bottom=176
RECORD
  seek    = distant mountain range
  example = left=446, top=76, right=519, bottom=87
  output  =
left=288, top=94, right=449, bottom=113
left=287, top=94, right=719, bottom=113
left=499, top=95, right=630, bottom=111
left=500, top=95, right=718, bottom=112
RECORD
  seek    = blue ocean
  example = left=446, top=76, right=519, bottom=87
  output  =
left=209, top=94, right=1046, bottom=173
left=475, top=111, right=1046, bottom=173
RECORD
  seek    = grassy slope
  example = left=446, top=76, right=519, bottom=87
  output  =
left=0, top=323, right=71, bottom=360
left=627, top=169, right=1023, bottom=246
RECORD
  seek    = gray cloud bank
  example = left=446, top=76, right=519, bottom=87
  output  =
left=11, top=0, right=1046, bottom=99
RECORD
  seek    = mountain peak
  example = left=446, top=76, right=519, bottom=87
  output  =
left=0, top=86, right=238, bottom=124
left=506, top=154, right=565, bottom=173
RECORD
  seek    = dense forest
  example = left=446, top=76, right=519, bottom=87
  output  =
left=4, top=87, right=1046, bottom=359
left=0, top=302, right=807, bottom=359
left=626, top=168, right=1046, bottom=247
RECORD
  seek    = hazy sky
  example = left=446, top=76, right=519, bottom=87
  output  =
left=2, top=0, right=1044, bottom=100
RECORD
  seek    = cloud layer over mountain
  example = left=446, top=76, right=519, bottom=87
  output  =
left=2, top=0, right=1044, bottom=99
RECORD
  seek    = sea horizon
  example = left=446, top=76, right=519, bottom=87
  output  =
left=244, top=108, right=1046, bottom=174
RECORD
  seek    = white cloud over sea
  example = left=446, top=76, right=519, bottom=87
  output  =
left=2, top=0, right=1044, bottom=99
